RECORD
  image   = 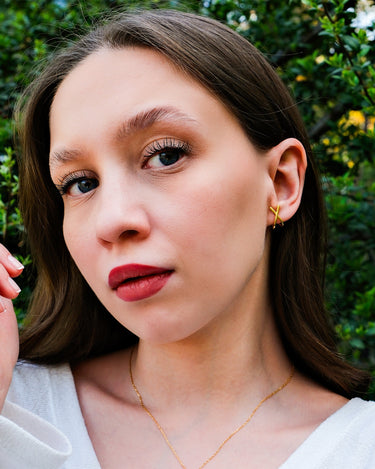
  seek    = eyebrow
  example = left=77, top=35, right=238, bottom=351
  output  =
left=49, top=106, right=198, bottom=166
left=49, top=148, right=82, bottom=167
left=115, top=106, right=198, bottom=141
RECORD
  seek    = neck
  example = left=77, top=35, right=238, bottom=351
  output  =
left=130, top=303, right=291, bottom=412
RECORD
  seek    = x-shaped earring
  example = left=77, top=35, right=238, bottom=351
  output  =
left=269, top=205, right=284, bottom=229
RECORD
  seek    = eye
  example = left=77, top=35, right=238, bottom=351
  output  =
left=143, top=138, right=191, bottom=169
left=72, top=178, right=99, bottom=195
left=147, top=148, right=182, bottom=168
left=56, top=171, right=99, bottom=196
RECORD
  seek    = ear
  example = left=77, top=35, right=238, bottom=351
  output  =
left=266, top=138, right=307, bottom=228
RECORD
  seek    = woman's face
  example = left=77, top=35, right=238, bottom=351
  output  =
left=49, top=47, right=275, bottom=344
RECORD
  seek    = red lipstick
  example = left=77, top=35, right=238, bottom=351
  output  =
left=108, top=264, right=173, bottom=302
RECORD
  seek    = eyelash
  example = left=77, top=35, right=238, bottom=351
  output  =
left=55, top=170, right=94, bottom=196
left=55, top=138, right=191, bottom=196
left=142, top=138, right=191, bottom=167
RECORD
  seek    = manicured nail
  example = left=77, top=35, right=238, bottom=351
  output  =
left=8, top=277, right=21, bottom=293
left=8, top=255, right=24, bottom=270
left=0, top=298, right=6, bottom=314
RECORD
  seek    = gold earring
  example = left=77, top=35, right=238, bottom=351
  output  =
left=269, top=205, right=284, bottom=229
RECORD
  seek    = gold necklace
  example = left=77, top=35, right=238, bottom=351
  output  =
left=129, top=348, right=294, bottom=469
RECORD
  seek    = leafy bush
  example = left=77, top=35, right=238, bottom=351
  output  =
left=325, top=161, right=375, bottom=395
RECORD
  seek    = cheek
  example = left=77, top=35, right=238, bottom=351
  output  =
left=163, top=161, right=268, bottom=281
left=62, top=213, right=92, bottom=269
left=175, top=168, right=266, bottom=246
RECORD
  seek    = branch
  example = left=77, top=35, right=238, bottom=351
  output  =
left=323, top=3, right=375, bottom=106
left=271, top=24, right=322, bottom=66
left=308, top=102, right=346, bottom=140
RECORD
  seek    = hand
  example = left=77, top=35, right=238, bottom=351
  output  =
left=0, top=244, right=23, bottom=412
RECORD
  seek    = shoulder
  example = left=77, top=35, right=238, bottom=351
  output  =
left=337, top=397, right=375, bottom=423
left=12, top=360, right=70, bottom=378
left=4, top=361, right=100, bottom=468
left=321, top=398, right=375, bottom=468
left=10, top=360, right=72, bottom=389
left=311, top=397, right=375, bottom=448
left=7, top=361, right=73, bottom=417
left=341, top=397, right=375, bottom=434
left=286, top=398, right=375, bottom=469
left=281, top=397, right=375, bottom=469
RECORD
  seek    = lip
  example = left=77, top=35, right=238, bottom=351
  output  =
left=108, top=263, right=173, bottom=302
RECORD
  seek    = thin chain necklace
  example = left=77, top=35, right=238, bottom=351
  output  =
left=129, top=348, right=294, bottom=469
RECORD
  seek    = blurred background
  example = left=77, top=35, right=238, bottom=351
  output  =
left=0, top=0, right=374, bottom=396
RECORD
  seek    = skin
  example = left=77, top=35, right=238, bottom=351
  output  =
left=0, top=245, right=22, bottom=409
left=0, top=47, right=347, bottom=468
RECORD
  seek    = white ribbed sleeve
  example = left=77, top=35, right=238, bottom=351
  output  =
left=0, top=400, right=71, bottom=469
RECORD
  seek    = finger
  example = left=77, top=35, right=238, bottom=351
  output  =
left=0, top=264, right=21, bottom=299
left=0, top=244, right=24, bottom=278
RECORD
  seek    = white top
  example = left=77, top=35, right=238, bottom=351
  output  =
left=1, top=361, right=375, bottom=468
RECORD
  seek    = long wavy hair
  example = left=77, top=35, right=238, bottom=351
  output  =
left=17, top=9, right=369, bottom=397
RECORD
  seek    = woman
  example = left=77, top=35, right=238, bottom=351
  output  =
left=0, top=9, right=374, bottom=469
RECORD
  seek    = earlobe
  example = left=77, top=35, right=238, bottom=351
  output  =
left=267, top=138, right=307, bottom=227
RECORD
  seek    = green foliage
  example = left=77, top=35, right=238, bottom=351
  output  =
left=0, top=147, right=20, bottom=241
left=325, top=162, right=375, bottom=393
left=0, top=0, right=374, bottom=395
left=0, top=147, right=31, bottom=322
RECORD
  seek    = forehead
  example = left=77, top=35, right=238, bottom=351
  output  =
left=51, top=46, right=206, bottom=114
left=49, top=46, right=243, bottom=149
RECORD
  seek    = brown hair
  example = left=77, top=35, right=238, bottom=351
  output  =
left=17, top=9, right=369, bottom=397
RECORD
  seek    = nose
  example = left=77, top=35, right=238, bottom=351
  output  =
left=94, top=177, right=151, bottom=245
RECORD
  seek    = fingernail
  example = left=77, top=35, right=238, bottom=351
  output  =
left=8, top=255, right=24, bottom=270
left=0, top=298, right=6, bottom=314
left=8, top=277, right=21, bottom=293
